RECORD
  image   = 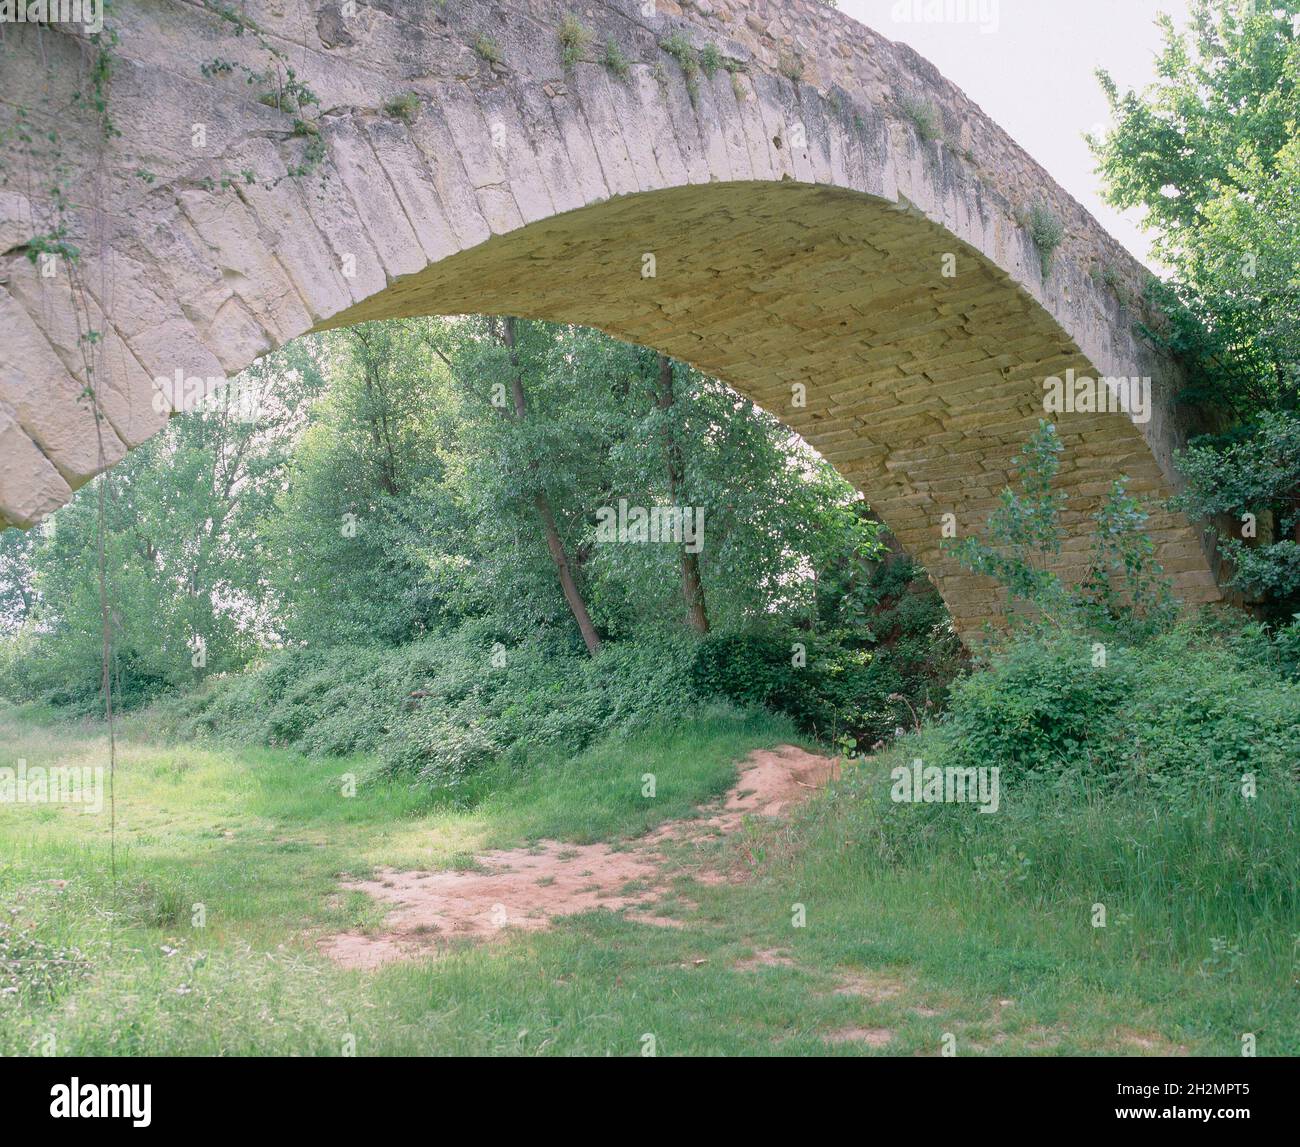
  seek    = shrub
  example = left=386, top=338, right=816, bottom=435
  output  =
left=167, top=624, right=702, bottom=788
left=689, top=560, right=965, bottom=751
left=382, top=91, right=420, bottom=121
left=602, top=39, right=630, bottom=79
left=899, top=94, right=941, bottom=143
left=474, top=34, right=502, bottom=64
left=940, top=624, right=1300, bottom=791
left=558, top=14, right=592, bottom=69
left=947, top=420, right=1175, bottom=636
left=1027, top=201, right=1065, bottom=276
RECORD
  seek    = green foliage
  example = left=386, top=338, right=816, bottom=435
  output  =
left=699, top=43, right=722, bottom=79
left=1079, top=477, right=1176, bottom=628
left=946, top=420, right=1067, bottom=610
left=559, top=14, right=593, bottom=69
left=199, top=1, right=324, bottom=182
left=659, top=32, right=702, bottom=101
left=1091, top=1, right=1300, bottom=615
left=898, top=93, right=940, bottom=143
left=167, top=554, right=963, bottom=786
left=3, top=316, right=922, bottom=724
left=0, top=344, right=323, bottom=712
left=474, top=34, right=503, bottom=64
left=1273, top=614, right=1300, bottom=679
left=688, top=559, right=965, bottom=751
left=383, top=91, right=420, bottom=121
left=24, top=226, right=80, bottom=268
left=262, top=321, right=464, bottom=647
left=1025, top=202, right=1064, bottom=276
left=601, top=39, right=630, bottom=79
left=947, top=421, right=1175, bottom=635
left=171, top=624, right=701, bottom=789
left=1091, top=1, right=1298, bottom=277
left=937, top=623, right=1299, bottom=791
left=1173, top=411, right=1300, bottom=612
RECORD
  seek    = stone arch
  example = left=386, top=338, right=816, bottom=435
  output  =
left=0, top=0, right=1221, bottom=632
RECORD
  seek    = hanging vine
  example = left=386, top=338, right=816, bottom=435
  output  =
left=3, top=10, right=126, bottom=947
left=198, top=0, right=327, bottom=186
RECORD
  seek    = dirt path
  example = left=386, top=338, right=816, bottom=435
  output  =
left=321, top=744, right=836, bottom=970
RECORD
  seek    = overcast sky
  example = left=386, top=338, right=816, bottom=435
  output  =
left=837, top=0, right=1190, bottom=267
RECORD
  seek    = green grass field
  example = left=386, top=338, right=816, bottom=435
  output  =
left=1, top=703, right=1294, bottom=1056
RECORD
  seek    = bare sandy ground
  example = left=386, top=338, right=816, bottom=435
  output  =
left=322, top=744, right=836, bottom=970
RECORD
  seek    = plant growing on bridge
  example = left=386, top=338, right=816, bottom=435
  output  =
left=899, top=93, right=941, bottom=143
left=197, top=1, right=325, bottom=184
left=559, top=14, right=593, bottom=69
left=23, top=225, right=81, bottom=270
left=383, top=91, right=421, bottom=122
left=474, top=34, right=503, bottom=65
left=723, top=56, right=748, bottom=101
left=601, top=39, right=630, bottom=80
left=1026, top=202, right=1064, bottom=277
left=659, top=32, right=702, bottom=103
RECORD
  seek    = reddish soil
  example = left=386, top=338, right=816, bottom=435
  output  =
left=321, top=744, right=835, bottom=970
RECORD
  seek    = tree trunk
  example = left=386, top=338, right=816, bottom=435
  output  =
left=502, top=317, right=603, bottom=656
left=656, top=354, right=710, bottom=634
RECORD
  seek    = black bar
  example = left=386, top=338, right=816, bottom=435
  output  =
left=2, top=1055, right=1292, bottom=1133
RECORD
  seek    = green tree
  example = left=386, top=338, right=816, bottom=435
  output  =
left=12, top=345, right=320, bottom=706
left=265, top=321, right=466, bottom=647
left=1091, top=0, right=1300, bottom=614
left=947, top=421, right=1174, bottom=635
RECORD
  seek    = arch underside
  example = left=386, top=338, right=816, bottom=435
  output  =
left=0, top=0, right=1224, bottom=634
left=317, top=180, right=1219, bottom=633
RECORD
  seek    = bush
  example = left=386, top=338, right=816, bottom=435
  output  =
left=168, top=624, right=703, bottom=788
left=163, top=578, right=963, bottom=786
left=940, top=624, right=1300, bottom=791
left=689, top=560, right=964, bottom=750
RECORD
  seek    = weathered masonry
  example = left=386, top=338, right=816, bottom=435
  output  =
left=0, top=0, right=1222, bottom=631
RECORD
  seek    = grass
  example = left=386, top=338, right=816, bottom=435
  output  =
left=473, top=34, right=502, bottom=65
left=899, top=93, right=941, bottom=143
left=1027, top=201, right=1065, bottom=276
left=475, top=709, right=791, bottom=844
left=558, top=14, right=592, bottom=69
left=0, top=703, right=1293, bottom=1056
left=601, top=39, right=630, bottom=80
left=382, top=91, right=420, bottom=122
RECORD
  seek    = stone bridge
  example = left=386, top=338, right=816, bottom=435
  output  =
left=0, top=0, right=1222, bottom=631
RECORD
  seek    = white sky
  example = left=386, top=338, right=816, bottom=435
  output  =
left=838, top=0, right=1191, bottom=267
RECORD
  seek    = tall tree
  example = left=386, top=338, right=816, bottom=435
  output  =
left=11, top=342, right=320, bottom=705
left=1091, top=0, right=1300, bottom=614
left=501, top=317, right=603, bottom=655
left=656, top=354, right=709, bottom=633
